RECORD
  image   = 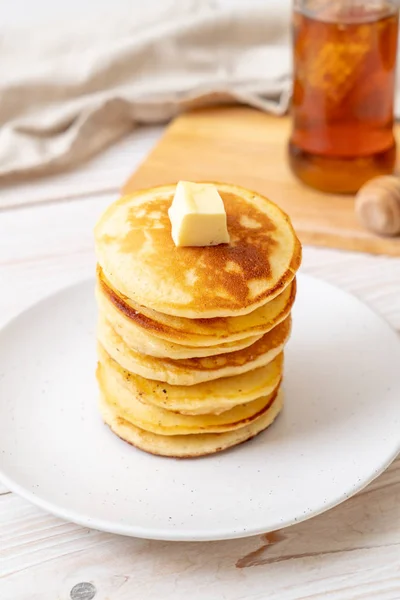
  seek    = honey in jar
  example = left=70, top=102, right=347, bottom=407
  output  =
left=289, top=0, right=399, bottom=193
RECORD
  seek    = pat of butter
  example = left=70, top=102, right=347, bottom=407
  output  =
left=168, top=181, right=230, bottom=247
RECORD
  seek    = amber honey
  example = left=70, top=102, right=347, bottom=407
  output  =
left=289, top=2, right=399, bottom=193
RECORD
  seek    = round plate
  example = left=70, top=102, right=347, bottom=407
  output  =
left=0, top=274, right=399, bottom=541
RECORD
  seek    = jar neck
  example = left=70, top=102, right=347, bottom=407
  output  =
left=294, top=0, right=398, bottom=23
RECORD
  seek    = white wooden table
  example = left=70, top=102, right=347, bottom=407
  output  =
left=1, top=127, right=400, bottom=600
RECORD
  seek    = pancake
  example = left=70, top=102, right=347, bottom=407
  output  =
left=97, top=314, right=291, bottom=386
left=98, top=362, right=280, bottom=435
left=95, top=183, right=302, bottom=318
left=97, top=268, right=296, bottom=347
left=96, top=285, right=263, bottom=359
left=97, top=343, right=283, bottom=415
left=99, top=389, right=284, bottom=458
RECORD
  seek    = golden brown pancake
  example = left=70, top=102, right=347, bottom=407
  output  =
left=99, top=388, right=284, bottom=458
left=94, top=181, right=301, bottom=458
left=97, top=268, right=296, bottom=347
left=98, top=362, right=280, bottom=435
left=96, top=284, right=263, bottom=358
left=97, top=342, right=283, bottom=415
left=97, top=315, right=291, bottom=385
left=95, top=183, right=301, bottom=318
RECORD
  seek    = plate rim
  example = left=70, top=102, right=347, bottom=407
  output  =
left=0, top=273, right=399, bottom=542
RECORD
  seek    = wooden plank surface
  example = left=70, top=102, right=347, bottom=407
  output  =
left=1, top=456, right=400, bottom=600
left=123, top=107, right=400, bottom=257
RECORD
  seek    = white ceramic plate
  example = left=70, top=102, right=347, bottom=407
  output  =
left=0, top=274, right=399, bottom=541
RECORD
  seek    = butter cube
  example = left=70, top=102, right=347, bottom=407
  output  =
left=168, top=181, right=230, bottom=247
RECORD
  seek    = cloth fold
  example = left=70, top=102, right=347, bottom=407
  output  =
left=0, top=0, right=292, bottom=182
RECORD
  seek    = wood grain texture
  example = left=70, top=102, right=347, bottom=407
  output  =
left=1, top=128, right=400, bottom=600
left=1, top=456, right=399, bottom=600
left=123, top=107, right=400, bottom=257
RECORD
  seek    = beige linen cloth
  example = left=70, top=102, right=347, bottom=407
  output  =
left=0, top=0, right=292, bottom=182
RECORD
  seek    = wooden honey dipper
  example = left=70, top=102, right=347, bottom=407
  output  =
left=355, top=175, right=400, bottom=237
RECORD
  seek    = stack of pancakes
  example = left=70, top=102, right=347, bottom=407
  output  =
left=95, top=183, right=301, bottom=457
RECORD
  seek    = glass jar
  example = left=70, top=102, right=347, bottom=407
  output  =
left=289, top=0, right=399, bottom=193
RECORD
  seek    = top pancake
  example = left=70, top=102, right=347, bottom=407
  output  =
left=95, top=183, right=301, bottom=318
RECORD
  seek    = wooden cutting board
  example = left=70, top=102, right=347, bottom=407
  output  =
left=123, top=106, right=400, bottom=256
